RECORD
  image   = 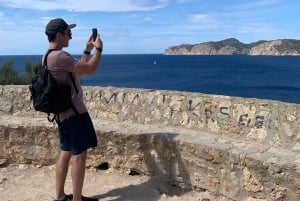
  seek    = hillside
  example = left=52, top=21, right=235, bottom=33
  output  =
left=165, top=38, right=300, bottom=56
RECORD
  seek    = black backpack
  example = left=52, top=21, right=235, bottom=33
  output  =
left=29, top=49, right=78, bottom=122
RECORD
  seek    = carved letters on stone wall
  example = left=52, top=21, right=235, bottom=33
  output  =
left=97, top=91, right=266, bottom=130
left=189, top=101, right=265, bottom=129
left=1, top=86, right=298, bottom=140
left=99, top=91, right=118, bottom=104
left=99, top=91, right=140, bottom=104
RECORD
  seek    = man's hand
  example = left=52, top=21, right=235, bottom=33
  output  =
left=85, top=35, right=94, bottom=52
left=92, top=35, right=103, bottom=50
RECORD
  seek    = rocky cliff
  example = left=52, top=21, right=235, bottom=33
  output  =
left=165, top=38, right=300, bottom=56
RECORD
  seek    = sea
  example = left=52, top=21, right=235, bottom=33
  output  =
left=0, top=54, right=300, bottom=104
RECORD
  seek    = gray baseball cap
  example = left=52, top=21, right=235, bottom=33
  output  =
left=45, top=18, right=76, bottom=35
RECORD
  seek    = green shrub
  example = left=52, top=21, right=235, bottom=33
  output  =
left=0, top=58, right=83, bottom=85
left=0, top=59, right=41, bottom=85
left=18, top=59, right=42, bottom=85
left=0, top=60, right=19, bottom=84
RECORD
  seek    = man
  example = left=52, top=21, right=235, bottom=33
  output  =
left=44, top=18, right=103, bottom=201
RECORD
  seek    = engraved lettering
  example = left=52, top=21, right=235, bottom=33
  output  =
left=255, top=115, right=264, bottom=128
left=131, top=94, right=140, bottom=104
left=220, top=107, right=230, bottom=117
left=238, top=114, right=249, bottom=126
left=187, top=100, right=201, bottom=111
left=122, top=93, right=126, bottom=104
left=99, top=91, right=117, bottom=104
left=205, top=108, right=214, bottom=122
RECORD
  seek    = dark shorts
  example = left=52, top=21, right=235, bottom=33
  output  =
left=58, top=112, right=97, bottom=155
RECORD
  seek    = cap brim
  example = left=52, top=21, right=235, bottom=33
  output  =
left=68, top=24, right=76, bottom=29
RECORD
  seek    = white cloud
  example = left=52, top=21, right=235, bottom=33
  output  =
left=186, top=13, right=219, bottom=29
left=144, top=17, right=153, bottom=21
left=253, top=0, right=282, bottom=6
left=0, top=0, right=170, bottom=12
left=176, top=0, right=194, bottom=3
left=187, top=14, right=212, bottom=23
left=230, top=0, right=282, bottom=11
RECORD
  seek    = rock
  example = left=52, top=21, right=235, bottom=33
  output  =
left=0, top=176, right=7, bottom=184
left=0, top=159, right=8, bottom=166
left=165, top=38, right=300, bottom=56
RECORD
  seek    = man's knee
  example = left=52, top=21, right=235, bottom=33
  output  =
left=72, top=150, right=87, bottom=163
left=59, top=150, right=72, bottom=161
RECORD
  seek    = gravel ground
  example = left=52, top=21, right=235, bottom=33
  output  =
left=0, top=164, right=216, bottom=201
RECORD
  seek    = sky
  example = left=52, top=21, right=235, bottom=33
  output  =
left=0, top=0, right=299, bottom=55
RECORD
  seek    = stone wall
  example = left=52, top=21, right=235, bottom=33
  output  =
left=1, top=85, right=300, bottom=200
left=1, top=85, right=299, bottom=149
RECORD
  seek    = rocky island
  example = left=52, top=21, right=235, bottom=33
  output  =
left=164, top=38, right=300, bottom=56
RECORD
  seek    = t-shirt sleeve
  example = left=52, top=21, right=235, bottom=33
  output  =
left=56, top=51, right=80, bottom=72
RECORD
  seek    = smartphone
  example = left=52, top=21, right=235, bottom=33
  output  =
left=92, top=28, right=98, bottom=41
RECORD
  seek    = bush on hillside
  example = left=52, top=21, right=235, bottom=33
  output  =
left=0, top=60, right=19, bottom=84
left=0, top=59, right=42, bottom=85
left=0, top=59, right=83, bottom=85
left=18, top=60, right=42, bottom=85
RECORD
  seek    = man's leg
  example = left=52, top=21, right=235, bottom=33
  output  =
left=71, top=150, right=87, bottom=201
left=56, top=151, right=72, bottom=199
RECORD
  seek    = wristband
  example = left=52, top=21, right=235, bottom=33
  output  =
left=84, top=50, right=91, bottom=55
left=96, top=47, right=102, bottom=53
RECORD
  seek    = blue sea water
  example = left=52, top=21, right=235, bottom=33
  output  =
left=0, top=54, right=299, bottom=104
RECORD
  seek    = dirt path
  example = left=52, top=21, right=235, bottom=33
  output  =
left=0, top=164, right=215, bottom=201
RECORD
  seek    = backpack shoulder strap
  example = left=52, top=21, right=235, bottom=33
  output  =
left=68, top=72, right=79, bottom=115
left=43, top=49, right=57, bottom=68
left=69, top=73, right=79, bottom=94
left=44, top=49, right=79, bottom=95
left=44, top=49, right=80, bottom=119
